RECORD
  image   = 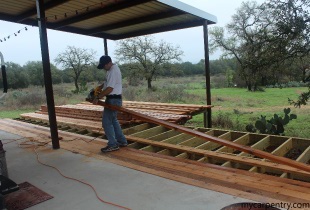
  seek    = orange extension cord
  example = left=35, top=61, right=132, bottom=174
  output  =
left=2, top=137, right=131, bottom=210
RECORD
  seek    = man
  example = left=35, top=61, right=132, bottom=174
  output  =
left=95, top=55, right=128, bottom=152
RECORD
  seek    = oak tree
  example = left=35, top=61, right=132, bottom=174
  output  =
left=115, top=36, right=183, bottom=89
left=55, top=46, right=96, bottom=93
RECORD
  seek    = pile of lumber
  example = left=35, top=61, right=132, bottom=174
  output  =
left=37, top=101, right=212, bottom=125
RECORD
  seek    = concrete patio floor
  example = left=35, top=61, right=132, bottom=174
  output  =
left=1, top=129, right=254, bottom=210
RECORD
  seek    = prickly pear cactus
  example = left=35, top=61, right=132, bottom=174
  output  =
left=246, top=108, right=297, bottom=135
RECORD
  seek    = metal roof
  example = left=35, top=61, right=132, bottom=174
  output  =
left=0, top=0, right=217, bottom=40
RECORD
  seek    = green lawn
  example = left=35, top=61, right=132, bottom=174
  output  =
left=185, top=86, right=309, bottom=138
left=0, top=109, right=35, bottom=119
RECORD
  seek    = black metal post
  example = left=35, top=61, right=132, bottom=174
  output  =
left=203, top=21, right=212, bottom=128
left=104, top=38, right=108, bottom=55
left=36, top=0, right=60, bottom=149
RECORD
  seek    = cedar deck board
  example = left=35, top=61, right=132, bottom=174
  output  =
left=40, top=104, right=191, bottom=124
left=0, top=119, right=309, bottom=206
left=122, top=101, right=213, bottom=108
left=41, top=100, right=210, bottom=124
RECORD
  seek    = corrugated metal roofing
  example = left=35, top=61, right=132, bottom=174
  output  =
left=0, top=0, right=217, bottom=40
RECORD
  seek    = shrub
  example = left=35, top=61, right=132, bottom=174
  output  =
left=266, top=81, right=307, bottom=88
left=18, top=92, right=46, bottom=106
left=211, top=74, right=227, bottom=88
left=53, top=86, right=73, bottom=98
left=162, top=85, right=187, bottom=102
left=122, top=86, right=139, bottom=101
left=212, top=112, right=234, bottom=129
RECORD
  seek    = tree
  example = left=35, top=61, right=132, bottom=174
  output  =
left=209, top=1, right=273, bottom=91
left=24, top=61, right=44, bottom=87
left=210, top=58, right=237, bottom=75
left=266, top=0, right=310, bottom=59
left=161, top=62, right=184, bottom=77
left=50, top=63, right=62, bottom=84
left=115, top=36, right=183, bottom=89
left=266, top=0, right=310, bottom=106
left=4, top=62, right=29, bottom=89
left=210, top=0, right=310, bottom=95
left=55, top=46, right=96, bottom=93
left=179, top=61, right=204, bottom=75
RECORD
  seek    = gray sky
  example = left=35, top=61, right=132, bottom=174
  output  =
left=0, top=0, right=265, bottom=66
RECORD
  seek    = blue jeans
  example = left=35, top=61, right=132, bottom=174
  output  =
left=102, top=98, right=127, bottom=147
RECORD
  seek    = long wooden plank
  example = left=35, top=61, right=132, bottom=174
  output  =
left=20, top=113, right=102, bottom=130
left=123, top=100, right=213, bottom=108
left=89, top=99, right=310, bottom=173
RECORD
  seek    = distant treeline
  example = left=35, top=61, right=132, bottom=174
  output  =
left=0, top=58, right=305, bottom=90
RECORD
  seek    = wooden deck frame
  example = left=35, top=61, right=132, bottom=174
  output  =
left=0, top=118, right=309, bottom=207
left=90, top=99, right=310, bottom=173
left=18, top=110, right=310, bottom=182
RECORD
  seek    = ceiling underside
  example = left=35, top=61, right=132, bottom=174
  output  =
left=0, top=0, right=217, bottom=40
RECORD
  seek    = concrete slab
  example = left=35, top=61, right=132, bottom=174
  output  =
left=1, top=130, right=253, bottom=210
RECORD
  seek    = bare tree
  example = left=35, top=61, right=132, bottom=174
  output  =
left=55, top=46, right=96, bottom=93
left=115, top=36, right=183, bottom=89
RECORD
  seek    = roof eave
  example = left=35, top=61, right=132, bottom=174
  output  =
left=157, top=0, right=217, bottom=24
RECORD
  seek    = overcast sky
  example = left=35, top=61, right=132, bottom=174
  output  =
left=0, top=0, right=265, bottom=66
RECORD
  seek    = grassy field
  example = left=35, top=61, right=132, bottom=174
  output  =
left=188, top=87, right=309, bottom=138
left=186, top=77, right=309, bottom=138
left=0, top=76, right=309, bottom=138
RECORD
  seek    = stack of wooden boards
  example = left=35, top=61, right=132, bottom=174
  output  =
left=36, top=101, right=212, bottom=125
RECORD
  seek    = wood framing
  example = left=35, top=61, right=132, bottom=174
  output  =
left=0, top=118, right=309, bottom=207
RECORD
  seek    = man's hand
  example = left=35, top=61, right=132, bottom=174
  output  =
left=92, top=98, right=99, bottom=105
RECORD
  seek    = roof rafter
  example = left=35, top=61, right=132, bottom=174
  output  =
left=87, top=10, right=186, bottom=36
left=52, top=26, right=116, bottom=40
left=51, top=0, right=154, bottom=29
left=114, top=19, right=204, bottom=40
left=15, top=0, right=70, bottom=23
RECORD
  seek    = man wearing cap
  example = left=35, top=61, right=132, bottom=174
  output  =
left=94, top=55, right=128, bottom=152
